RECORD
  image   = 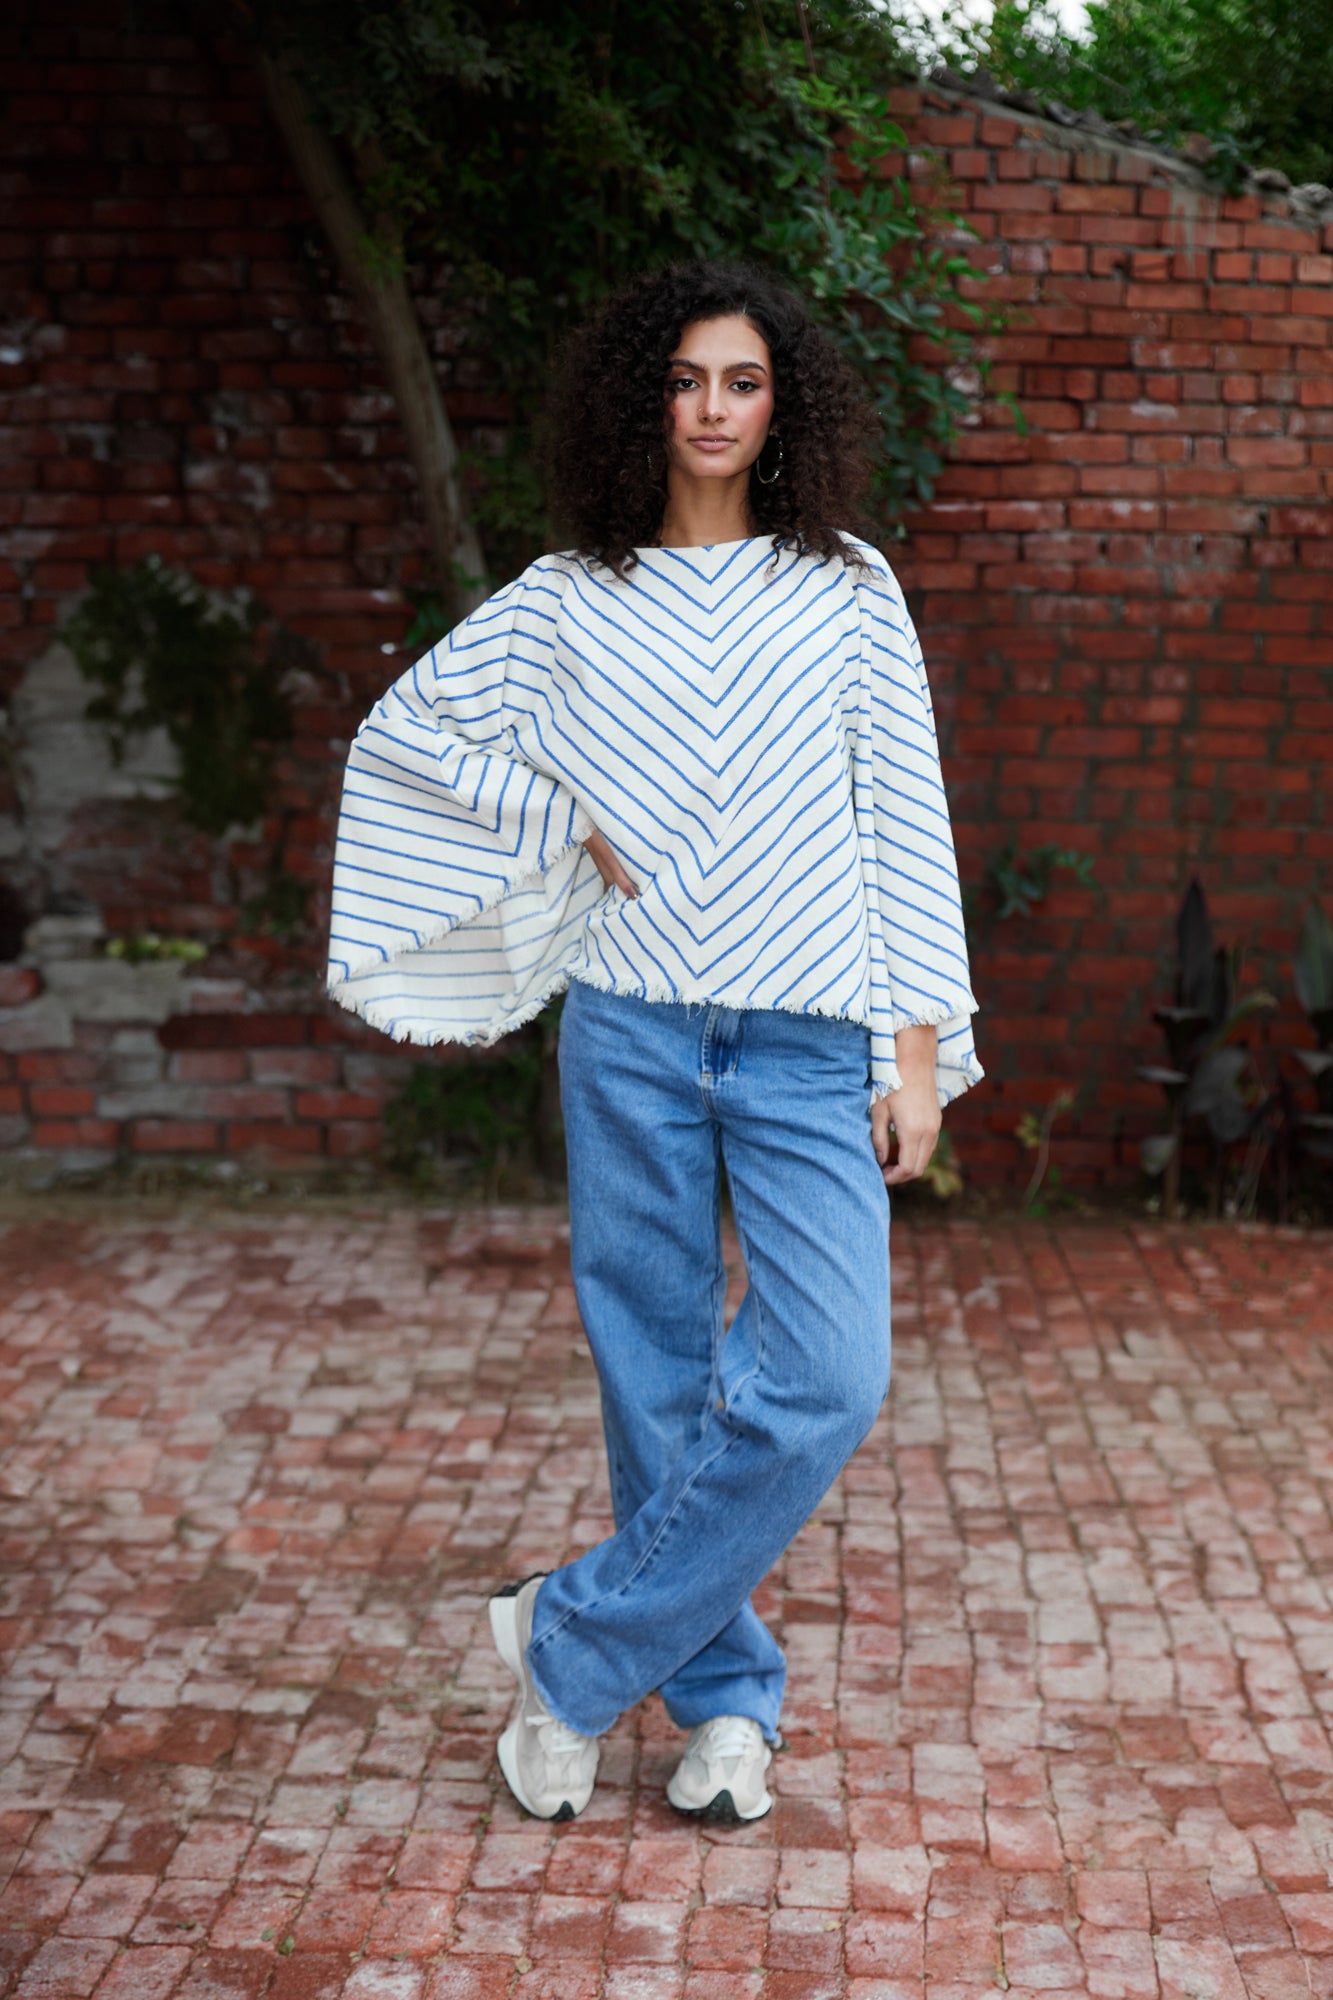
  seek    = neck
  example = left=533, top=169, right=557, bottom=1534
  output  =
left=656, top=468, right=754, bottom=548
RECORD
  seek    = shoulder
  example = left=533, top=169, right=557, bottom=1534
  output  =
left=835, top=533, right=907, bottom=600
left=444, top=554, right=579, bottom=646
left=493, top=550, right=582, bottom=611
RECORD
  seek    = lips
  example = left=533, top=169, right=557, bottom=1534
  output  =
left=689, top=437, right=735, bottom=451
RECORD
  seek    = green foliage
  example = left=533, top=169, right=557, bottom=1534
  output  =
left=920, top=1128, right=964, bottom=1199
left=926, top=0, right=1333, bottom=188
left=62, top=556, right=293, bottom=838
left=1138, top=878, right=1277, bottom=1215
left=383, top=1007, right=564, bottom=1191
left=1015, top=1087, right=1075, bottom=1212
left=385, top=1049, right=540, bottom=1189
left=251, top=0, right=1000, bottom=570
left=1294, top=899, right=1333, bottom=1046
left=104, top=933, right=208, bottom=964
left=988, top=841, right=1095, bottom=919
left=1292, top=899, right=1333, bottom=1146
left=237, top=866, right=312, bottom=945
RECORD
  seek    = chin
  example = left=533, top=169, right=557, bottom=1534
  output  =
left=673, top=458, right=755, bottom=478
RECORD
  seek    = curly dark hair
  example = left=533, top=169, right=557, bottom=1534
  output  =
left=546, top=261, right=876, bottom=577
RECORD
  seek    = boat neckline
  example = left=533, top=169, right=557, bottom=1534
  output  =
left=632, top=536, right=765, bottom=554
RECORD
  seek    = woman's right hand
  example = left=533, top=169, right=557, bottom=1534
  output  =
left=583, top=828, right=639, bottom=899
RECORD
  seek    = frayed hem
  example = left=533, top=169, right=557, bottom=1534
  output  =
left=567, top=963, right=874, bottom=1029
left=331, top=962, right=577, bottom=1051
left=872, top=1051, right=985, bottom=1109
left=891, top=993, right=980, bottom=1033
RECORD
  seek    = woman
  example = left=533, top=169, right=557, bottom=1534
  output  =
left=326, top=261, right=981, bottom=1824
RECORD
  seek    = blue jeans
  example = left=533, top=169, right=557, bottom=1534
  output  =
left=527, top=978, right=892, bottom=1744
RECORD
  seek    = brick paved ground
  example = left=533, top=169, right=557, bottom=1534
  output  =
left=2, top=1201, right=1333, bottom=2000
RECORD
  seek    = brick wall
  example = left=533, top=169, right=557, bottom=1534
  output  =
left=0, top=1, right=452, bottom=1172
left=882, top=85, right=1333, bottom=1182
left=1, top=6, right=1330, bottom=1185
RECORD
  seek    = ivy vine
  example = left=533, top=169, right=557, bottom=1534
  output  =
left=62, top=556, right=294, bottom=838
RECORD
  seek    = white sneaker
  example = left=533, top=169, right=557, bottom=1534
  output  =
left=666, top=1713, right=774, bottom=1821
left=488, top=1573, right=599, bottom=1820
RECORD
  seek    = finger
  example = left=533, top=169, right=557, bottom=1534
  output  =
left=882, top=1129, right=936, bottom=1185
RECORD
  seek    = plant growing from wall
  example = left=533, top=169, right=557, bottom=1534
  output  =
left=105, top=934, right=209, bottom=965
left=383, top=1006, right=564, bottom=1195
left=62, top=556, right=293, bottom=838
left=1016, top=1087, right=1075, bottom=1213
left=1229, top=900, right=1333, bottom=1221
left=1293, top=898, right=1333, bottom=1133
left=988, top=841, right=1095, bottom=920
left=920, top=0, right=1333, bottom=190
left=1138, top=878, right=1276, bottom=1218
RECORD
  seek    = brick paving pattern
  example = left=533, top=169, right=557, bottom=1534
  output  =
left=2, top=1202, right=1332, bottom=1998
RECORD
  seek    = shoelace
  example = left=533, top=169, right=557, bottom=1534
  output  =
left=529, top=1707, right=593, bottom=1760
left=696, top=1714, right=761, bottom=1761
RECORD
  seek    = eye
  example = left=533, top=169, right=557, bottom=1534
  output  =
left=731, top=377, right=760, bottom=393
left=667, top=375, right=696, bottom=393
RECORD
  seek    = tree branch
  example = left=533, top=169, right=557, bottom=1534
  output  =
left=256, top=51, right=488, bottom=619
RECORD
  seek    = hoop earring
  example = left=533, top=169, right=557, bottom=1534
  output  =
left=754, top=434, right=783, bottom=485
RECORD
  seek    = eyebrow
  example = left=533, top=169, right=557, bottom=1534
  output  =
left=668, top=356, right=769, bottom=374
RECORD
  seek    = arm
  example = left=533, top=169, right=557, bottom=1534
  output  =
left=854, top=549, right=983, bottom=1142
left=871, top=1023, right=941, bottom=1185
left=327, top=564, right=593, bottom=995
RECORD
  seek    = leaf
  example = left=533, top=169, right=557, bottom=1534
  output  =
left=1136, top=1066, right=1189, bottom=1088
left=1221, top=989, right=1278, bottom=1030
left=1295, top=901, right=1333, bottom=1016
left=1185, top=1048, right=1252, bottom=1143
left=1176, top=878, right=1213, bottom=1012
left=1141, top=1133, right=1177, bottom=1175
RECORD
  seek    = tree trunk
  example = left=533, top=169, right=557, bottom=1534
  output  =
left=256, top=53, right=488, bottom=620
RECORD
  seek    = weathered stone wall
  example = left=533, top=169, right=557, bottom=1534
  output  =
left=1, top=4, right=1330, bottom=1185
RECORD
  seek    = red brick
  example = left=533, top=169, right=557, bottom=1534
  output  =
left=21, top=1066, right=90, bottom=1112
left=30, top=1119, right=120, bottom=1149
left=15, top=1051, right=99, bottom=1082
left=224, top=1122, right=323, bottom=1155
left=248, top=1049, right=340, bottom=1085
left=129, top=1119, right=221, bottom=1152
left=168, top=1051, right=248, bottom=1083
left=158, top=1014, right=312, bottom=1051
left=0, top=967, right=42, bottom=1006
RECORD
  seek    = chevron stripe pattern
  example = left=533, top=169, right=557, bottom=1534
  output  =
left=327, top=534, right=981, bottom=1106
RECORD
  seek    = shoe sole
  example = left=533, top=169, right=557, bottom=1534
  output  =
left=667, top=1782, right=774, bottom=1822
left=489, top=1576, right=581, bottom=1823
left=666, top=1746, right=774, bottom=1823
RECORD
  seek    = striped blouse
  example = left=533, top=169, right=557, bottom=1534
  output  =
left=326, top=534, right=982, bottom=1105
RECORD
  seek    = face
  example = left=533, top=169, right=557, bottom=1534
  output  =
left=663, top=314, right=776, bottom=481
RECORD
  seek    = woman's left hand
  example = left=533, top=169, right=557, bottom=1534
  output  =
left=871, top=1024, right=941, bottom=1186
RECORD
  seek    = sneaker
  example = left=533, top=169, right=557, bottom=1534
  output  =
left=666, top=1713, right=774, bottom=1821
left=488, top=1573, right=599, bottom=1820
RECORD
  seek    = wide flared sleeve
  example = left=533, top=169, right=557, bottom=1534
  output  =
left=850, top=544, right=983, bottom=1107
left=325, top=558, right=602, bottom=1046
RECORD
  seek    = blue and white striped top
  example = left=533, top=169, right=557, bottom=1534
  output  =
left=326, top=533, right=982, bottom=1105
